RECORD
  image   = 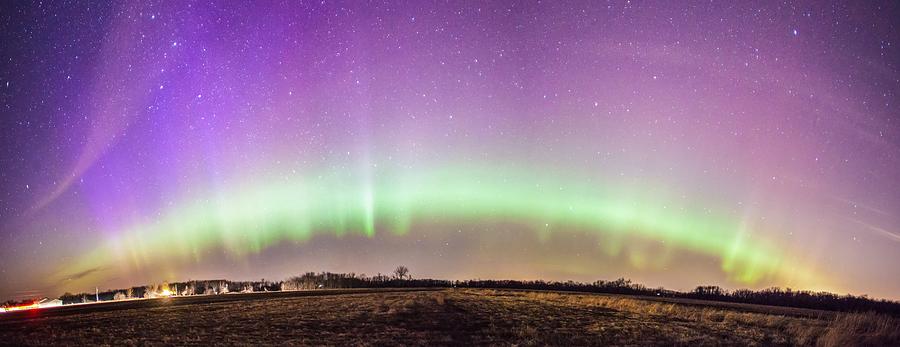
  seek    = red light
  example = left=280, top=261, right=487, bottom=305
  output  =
left=3, top=302, right=40, bottom=312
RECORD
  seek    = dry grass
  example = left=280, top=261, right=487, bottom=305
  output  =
left=0, top=288, right=896, bottom=346
left=814, top=312, right=900, bottom=347
left=493, top=290, right=899, bottom=346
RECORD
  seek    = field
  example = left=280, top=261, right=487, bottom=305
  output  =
left=1, top=288, right=897, bottom=346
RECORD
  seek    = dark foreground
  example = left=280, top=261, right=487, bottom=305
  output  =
left=1, top=288, right=897, bottom=346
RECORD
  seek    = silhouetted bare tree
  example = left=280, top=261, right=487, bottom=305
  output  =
left=394, top=266, right=409, bottom=280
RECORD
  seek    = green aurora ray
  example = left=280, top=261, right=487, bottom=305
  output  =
left=54, top=164, right=828, bottom=290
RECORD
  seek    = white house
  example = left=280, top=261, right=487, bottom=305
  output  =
left=38, top=298, right=63, bottom=308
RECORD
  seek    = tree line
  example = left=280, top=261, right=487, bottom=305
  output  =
left=42, top=266, right=900, bottom=316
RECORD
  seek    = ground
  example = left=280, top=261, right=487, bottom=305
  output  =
left=1, top=288, right=897, bottom=346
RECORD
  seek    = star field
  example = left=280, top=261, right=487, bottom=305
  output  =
left=0, top=1, right=899, bottom=300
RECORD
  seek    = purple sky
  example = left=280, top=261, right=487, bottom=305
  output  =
left=1, top=1, right=899, bottom=301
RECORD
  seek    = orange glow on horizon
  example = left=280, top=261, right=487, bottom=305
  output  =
left=2, top=302, right=40, bottom=312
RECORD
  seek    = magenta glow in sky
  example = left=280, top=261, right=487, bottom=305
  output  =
left=1, top=1, right=899, bottom=301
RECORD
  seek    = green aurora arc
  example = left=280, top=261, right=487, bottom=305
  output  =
left=54, top=163, right=829, bottom=291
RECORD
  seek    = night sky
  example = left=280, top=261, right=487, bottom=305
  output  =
left=1, top=1, right=899, bottom=301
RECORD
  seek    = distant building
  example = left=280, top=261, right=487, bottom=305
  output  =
left=38, top=298, right=63, bottom=308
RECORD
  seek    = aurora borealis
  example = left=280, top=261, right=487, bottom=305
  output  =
left=1, top=1, right=899, bottom=301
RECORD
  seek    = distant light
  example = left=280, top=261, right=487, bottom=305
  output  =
left=3, top=302, right=40, bottom=312
left=792, top=29, right=798, bottom=36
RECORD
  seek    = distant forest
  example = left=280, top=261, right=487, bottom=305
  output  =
left=37, top=267, right=900, bottom=316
